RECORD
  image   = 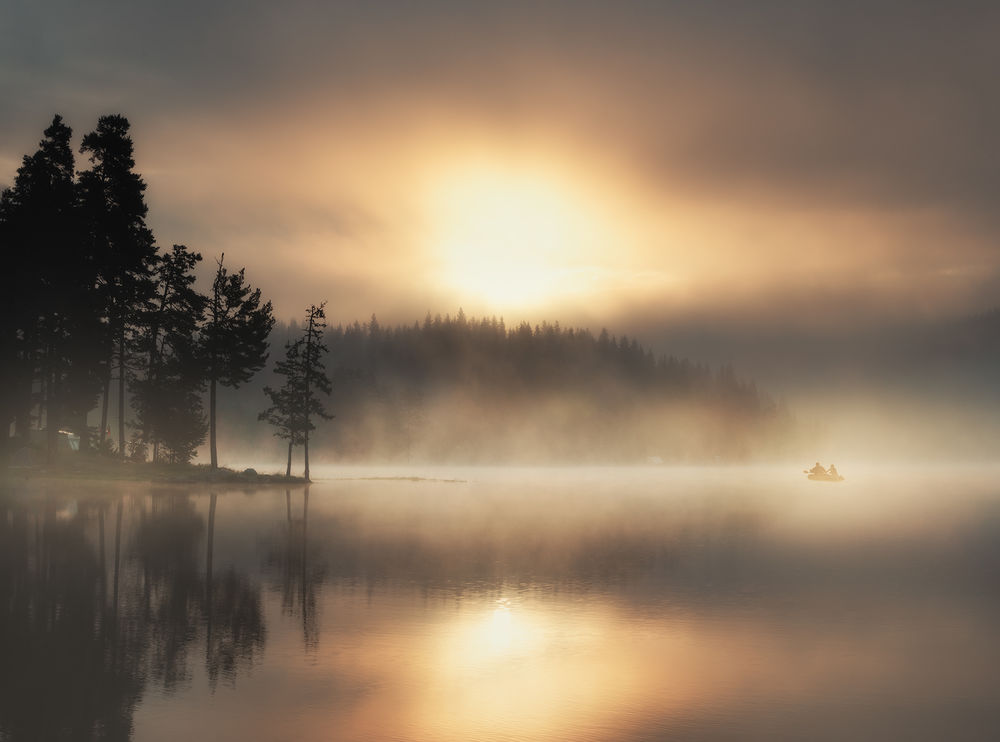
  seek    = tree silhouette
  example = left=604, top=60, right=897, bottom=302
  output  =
left=132, top=244, right=208, bottom=463
left=201, top=254, right=275, bottom=469
left=78, top=114, right=158, bottom=459
left=259, top=339, right=308, bottom=476
left=0, top=115, right=105, bottom=462
left=298, top=304, right=333, bottom=481
left=260, top=304, right=332, bottom=480
left=2, top=113, right=295, bottom=470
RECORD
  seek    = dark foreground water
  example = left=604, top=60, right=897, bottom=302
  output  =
left=2, top=465, right=1000, bottom=741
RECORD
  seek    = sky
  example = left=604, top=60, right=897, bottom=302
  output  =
left=2, top=0, right=998, bottom=381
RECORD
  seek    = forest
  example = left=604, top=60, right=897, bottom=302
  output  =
left=2, top=114, right=793, bottom=470
left=224, top=313, right=796, bottom=464
left=0, top=114, right=279, bottom=467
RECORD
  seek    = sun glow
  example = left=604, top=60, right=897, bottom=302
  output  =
left=424, top=164, right=615, bottom=311
left=418, top=598, right=692, bottom=740
left=447, top=598, right=547, bottom=665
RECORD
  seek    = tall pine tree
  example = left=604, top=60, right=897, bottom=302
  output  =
left=0, top=115, right=103, bottom=461
left=132, top=244, right=208, bottom=463
left=259, top=339, right=307, bottom=477
left=259, top=304, right=332, bottom=480
left=201, top=254, right=274, bottom=468
left=78, top=114, right=157, bottom=459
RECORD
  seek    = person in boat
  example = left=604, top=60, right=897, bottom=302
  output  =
left=827, top=464, right=839, bottom=478
left=809, top=462, right=826, bottom=476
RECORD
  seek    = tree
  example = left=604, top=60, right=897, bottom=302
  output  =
left=259, top=339, right=307, bottom=476
left=259, top=304, right=332, bottom=480
left=298, top=304, right=333, bottom=480
left=132, top=245, right=208, bottom=463
left=0, top=115, right=105, bottom=462
left=78, top=114, right=158, bottom=459
left=133, top=377, right=207, bottom=464
left=201, top=254, right=275, bottom=468
left=0, top=116, right=70, bottom=453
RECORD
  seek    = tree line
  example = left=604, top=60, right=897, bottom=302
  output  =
left=1, top=114, right=329, bottom=473
left=329, top=310, right=760, bottom=399
left=214, top=311, right=791, bottom=464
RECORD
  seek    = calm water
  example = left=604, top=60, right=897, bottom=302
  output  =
left=2, top=466, right=1000, bottom=741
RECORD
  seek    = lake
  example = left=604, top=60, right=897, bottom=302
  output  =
left=2, top=465, right=999, bottom=741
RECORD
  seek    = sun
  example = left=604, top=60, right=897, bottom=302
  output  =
left=424, top=164, right=609, bottom=311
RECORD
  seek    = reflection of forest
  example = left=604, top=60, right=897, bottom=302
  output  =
left=269, top=494, right=768, bottom=596
left=0, top=483, right=785, bottom=739
left=0, top=496, right=143, bottom=740
left=0, top=489, right=266, bottom=740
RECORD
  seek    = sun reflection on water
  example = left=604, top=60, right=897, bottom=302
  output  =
left=489, top=599, right=514, bottom=652
left=448, top=597, right=550, bottom=668
left=418, top=596, right=655, bottom=740
left=14, top=474, right=998, bottom=742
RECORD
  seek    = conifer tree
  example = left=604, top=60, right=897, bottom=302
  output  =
left=0, top=115, right=103, bottom=461
left=0, top=117, right=70, bottom=451
left=201, top=254, right=275, bottom=468
left=259, top=339, right=307, bottom=476
left=299, top=303, right=333, bottom=480
left=132, top=244, right=208, bottom=463
left=78, top=114, right=157, bottom=459
left=259, top=303, right=332, bottom=480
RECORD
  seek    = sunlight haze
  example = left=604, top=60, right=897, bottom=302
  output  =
left=4, top=3, right=1000, bottom=740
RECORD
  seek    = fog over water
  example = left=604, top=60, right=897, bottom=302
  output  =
left=3, top=2, right=998, bottom=738
left=197, top=305, right=1000, bottom=470
left=3, top=466, right=999, bottom=741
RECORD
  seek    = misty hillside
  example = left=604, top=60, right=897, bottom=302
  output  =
left=218, top=312, right=795, bottom=465
left=634, top=307, right=1000, bottom=460
left=720, top=308, right=998, bottom=393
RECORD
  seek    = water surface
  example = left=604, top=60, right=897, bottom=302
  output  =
left=2, top=466, right=999, bottom=740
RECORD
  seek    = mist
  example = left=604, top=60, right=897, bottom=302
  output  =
left=207, top=306, right=1000, bottom=472
left=4, top=2, right=1000, bottom=739
left=633, top=308, right=1000, bottom=463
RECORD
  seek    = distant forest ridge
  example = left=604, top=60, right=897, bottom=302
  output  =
left=217, top=311, right=798, bottom=464
left=323, top=310, right=766, bottom=400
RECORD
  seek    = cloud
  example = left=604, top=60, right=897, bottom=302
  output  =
left=2, top=0, right=998, bottom=332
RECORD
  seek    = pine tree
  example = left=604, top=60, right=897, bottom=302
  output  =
left=259, top=304, right=332, bottom=480
left=259, top=339, right=307, bottom=476
left=132, top=244, right=208, bottom=463
left=201, top=254, right=275, bottom=468
left=78, top=114, right=158, bottom=459
left=1, top=117, right=69, bottom=452
left=299, top=304, right=333, bottom=480
left=0, top=115, right=105, bottom=461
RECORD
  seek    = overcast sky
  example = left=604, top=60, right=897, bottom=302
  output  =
left=3, top=0, right=998, bottom=348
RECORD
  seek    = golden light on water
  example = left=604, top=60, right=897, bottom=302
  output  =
left=27, top=475, right=997, bottom=742
left=447, top=598, right=546, bottom=662
left=486, top=599, right=515, bottom=653
left=421, top=598, right=633, bottom=740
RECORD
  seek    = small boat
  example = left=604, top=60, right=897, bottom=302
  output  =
left=806, top=472, right=844, bottom=482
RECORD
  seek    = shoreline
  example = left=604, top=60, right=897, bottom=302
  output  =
left=1, top=459, right=307, bottom=486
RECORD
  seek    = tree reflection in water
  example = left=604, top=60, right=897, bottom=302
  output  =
left=264, top=487, right=327, bottom=650
left=135, top=491, right=204, bottom=690
left=0, top=492, right=144, bottom=740
left=204, top=492, right=266, bottom=688
left=0, top=486, right=267, bottom=739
